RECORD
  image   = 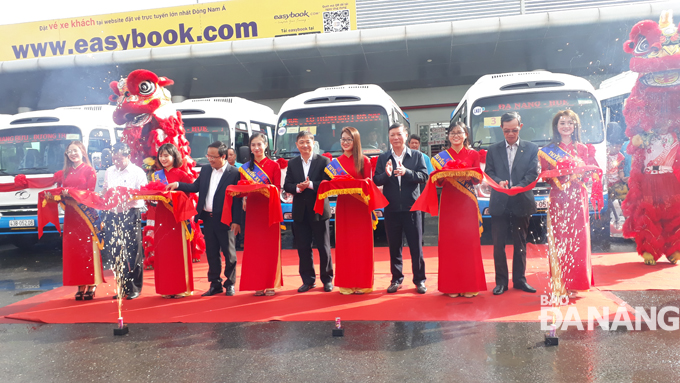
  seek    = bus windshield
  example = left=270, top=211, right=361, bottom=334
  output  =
left=0, top=126, right=82, bottom=175
left=470, top=91, right=604, bottom=148
left=276, top=105, right=390, bottom=159
left=183, top=118, right=231, bottom=167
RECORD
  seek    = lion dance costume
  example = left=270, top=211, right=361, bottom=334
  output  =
left=622, top=10, right=680, bottom=265
left=109, top=69, right=206, bottom=266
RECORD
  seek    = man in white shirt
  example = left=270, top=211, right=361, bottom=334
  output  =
left=167, top=141, right=242, bottom=296
left=102, top=143, right=148, bottom=300
left=283, top=131, right=333, bottom=293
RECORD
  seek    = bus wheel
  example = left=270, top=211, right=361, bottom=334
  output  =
left=11, top=235, right=38, bottom=251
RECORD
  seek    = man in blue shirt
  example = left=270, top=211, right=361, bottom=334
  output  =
left=408, top=134, right=433, bottom=243
left=227, top=147, right=243, bottom=168
left=408, top=134, right=434, bottom=173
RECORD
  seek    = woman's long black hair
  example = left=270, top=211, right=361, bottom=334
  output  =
left=248, top=131, right=272, bottom=171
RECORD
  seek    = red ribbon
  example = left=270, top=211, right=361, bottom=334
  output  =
left=0, top=171, right=62, bottom=192
left=37, top=187, right=196, bottom=238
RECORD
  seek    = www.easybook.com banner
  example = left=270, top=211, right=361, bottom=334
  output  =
left=1, top=0, right=356, bottom=62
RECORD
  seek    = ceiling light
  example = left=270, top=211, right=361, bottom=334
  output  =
left=426, top=59, right=432, bottom=62
left=306, top=69, right=311, bottom=72
left=193, top=77, right=198, bottom=80
left=557, top=49, right=563, bottom=52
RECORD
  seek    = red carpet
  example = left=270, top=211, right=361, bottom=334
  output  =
left=3, top=245, right=678, bottom=324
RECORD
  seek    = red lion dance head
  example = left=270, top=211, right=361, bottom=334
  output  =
left=109, top=69, right=196, bottom=177
left=623, top=10, right=680, bottom=136
left=621, top=10, right=680, bottom=264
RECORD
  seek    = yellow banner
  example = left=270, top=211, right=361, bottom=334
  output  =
left=1, top=0, right=356, bottom=62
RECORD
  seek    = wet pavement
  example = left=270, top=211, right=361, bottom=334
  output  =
left=1, top=319, right=679, bottom=382
left=2, top=232, right=680, bottom=382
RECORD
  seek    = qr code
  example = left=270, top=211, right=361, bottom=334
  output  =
left=323, top=9, right=350, bottom=33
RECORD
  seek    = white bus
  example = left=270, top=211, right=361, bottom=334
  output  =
left=0, top=106, right=120, bottom=249
left=450, top=71, right=607, bottom=243
left=174, top=97, right=277, bottom=167
left=595, top=71, right=638, bottom=238
left=275, top=84, right=410, bottom=223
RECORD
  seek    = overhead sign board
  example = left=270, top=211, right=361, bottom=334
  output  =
left=1, top=0, right=356, bottom=61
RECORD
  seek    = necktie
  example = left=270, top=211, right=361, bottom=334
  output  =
left=508, top=144, right=516, bottom=187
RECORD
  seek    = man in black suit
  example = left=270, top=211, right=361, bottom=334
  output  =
left=283, top=130, right=334, bottom=293
left=374, top=123, right=429, bottom=294
left=166, top=141, right=242, bottom=296
left=485, top=112, right=539, bottom=295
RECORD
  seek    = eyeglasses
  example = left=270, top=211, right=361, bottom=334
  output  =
left=502, top=129, right=520, bottom=134
left=206, top=154, right=221, bottom=160
left=449, top=132, right=465, bottom=136
left=340, top=138, right=354, bottom=143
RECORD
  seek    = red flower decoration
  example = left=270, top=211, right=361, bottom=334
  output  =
left=277, top=158, right=288, bottom=169
left=478, top=149, right=487, bottom=164
left=442, top=159, right=467, bottom=170
left=322, top=152, right=333, bottom=160
left=141, top=181, right=167, bottom=191
left=14, top=174, right=28, bottom=189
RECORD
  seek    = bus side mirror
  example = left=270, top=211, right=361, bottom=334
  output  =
left=237, top=146, right=250, bottom=164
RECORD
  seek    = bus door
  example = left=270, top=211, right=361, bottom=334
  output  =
left=235, top=122, right=250, bottom=163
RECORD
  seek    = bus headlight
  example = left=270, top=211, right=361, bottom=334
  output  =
left=280, top=190, right=293, bottom=204
left=476, top=180, right=492, bottom=198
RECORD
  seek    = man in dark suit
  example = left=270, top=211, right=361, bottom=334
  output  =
left=283, top=130, right=334, bottom=293
left=167, top=141, right=242, bottom=296
left=374, top=123, right=429, bottom=294
left=485, top=112, right=539, bottom=295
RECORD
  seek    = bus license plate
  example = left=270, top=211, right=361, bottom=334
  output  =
left=536, top=199, right=549, bottom=210
left=9, top=219, right=34, bottom=228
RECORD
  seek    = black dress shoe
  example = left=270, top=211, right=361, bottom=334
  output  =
left=202, top=286, right=224, bottom=297
left=323, top=282, right=333, bottom=292
left=416, top=282, right=427, bottom=294
left=513, top=282, right=537, bottom=293
left=225, top=285, right=235, bottom=296
left=126, top=292, right=140, bottom=300
left=387, top=282, right=402, bottom=293
left=493, top=285, right=508, bottom=295
left=297, top=283, right=316, bottom=293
